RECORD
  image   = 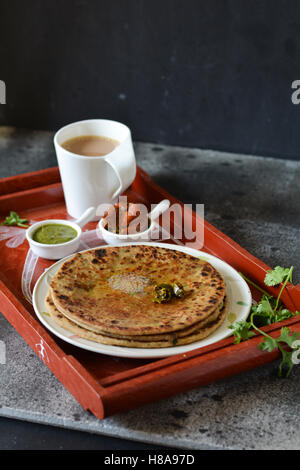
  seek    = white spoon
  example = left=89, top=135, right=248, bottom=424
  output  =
left=148, top=199, right=170, bottom=222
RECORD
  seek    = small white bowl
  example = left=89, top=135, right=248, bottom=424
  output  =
left=97, top=216, right=153, bottom=245
left=26, top=207, right=96, bottom=260
left=97, top=199, right=170, bottom=245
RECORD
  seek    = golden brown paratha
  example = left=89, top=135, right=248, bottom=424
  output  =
left=50, top=245, right=226, bottom=337
left=45, top=291, right=228, bottom=348
left=48, top=289, right=228, bottom=341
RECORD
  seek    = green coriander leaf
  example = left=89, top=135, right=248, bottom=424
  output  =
left=229, top=320, right=256, bottom=344
left=258, top=336, right=278, bottom=352
left=272, top=308, right=300, bottom=324
left=274, top=267, right=294, bottom=312
left=1, top=211, right=29, bottom=228
left=277, top=327, right=300, bottom=348
left=264, top=266, right=291, bottom=287
left=255, top=296, right=274, bottom=316
left=250, top=296, right=276, bottom=326
left=278, top=346, right=294, bottom=378
left=258, top=328, right=300, bottom=377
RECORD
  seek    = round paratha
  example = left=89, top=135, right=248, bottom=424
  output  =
left=45, top=291, right=228, bottom=348
left=50, top=245, right=226, bottom=336
left=48, top=289, right=228, bottom=341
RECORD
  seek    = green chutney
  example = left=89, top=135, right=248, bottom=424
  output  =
left=32, top=224, right=77, bottom=245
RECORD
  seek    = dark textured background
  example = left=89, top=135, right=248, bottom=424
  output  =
left=1, top=0, right=300, bottom=159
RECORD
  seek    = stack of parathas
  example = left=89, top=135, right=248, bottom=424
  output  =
left=45, top=245, right=228, bottom=348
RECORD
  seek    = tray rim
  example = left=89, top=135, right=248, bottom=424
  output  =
left=1, top=165, right=300, bottom=418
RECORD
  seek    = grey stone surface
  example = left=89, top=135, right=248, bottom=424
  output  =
left=0, top=127, right=300, bottom=449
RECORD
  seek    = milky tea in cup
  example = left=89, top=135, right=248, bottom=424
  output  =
left=54, top=120, right=136, bottom=220
left=61, top=135, right=120, bottom=157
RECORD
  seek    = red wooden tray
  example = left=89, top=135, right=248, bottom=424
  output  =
left=1, top=166, right=300, bottom=419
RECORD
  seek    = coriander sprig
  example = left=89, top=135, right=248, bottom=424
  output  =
left=230, top=266, right=300, bottom=377
left=1, top=211, right=29, bottom=228
left=251, top=313, right=300, bottom=378
left=264, top=266, right=293, bottom=287
left=269, top=266, right=294, bottom=312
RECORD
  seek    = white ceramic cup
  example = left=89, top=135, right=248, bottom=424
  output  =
left=54, top=119, right=136, bottom=219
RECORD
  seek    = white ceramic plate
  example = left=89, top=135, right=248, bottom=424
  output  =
left=32, top=242, right=252, bottom=359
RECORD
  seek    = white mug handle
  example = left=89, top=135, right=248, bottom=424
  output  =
left=104, top=140, right=136, bottom=200
left=105, top=153, right=124, bottom=200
